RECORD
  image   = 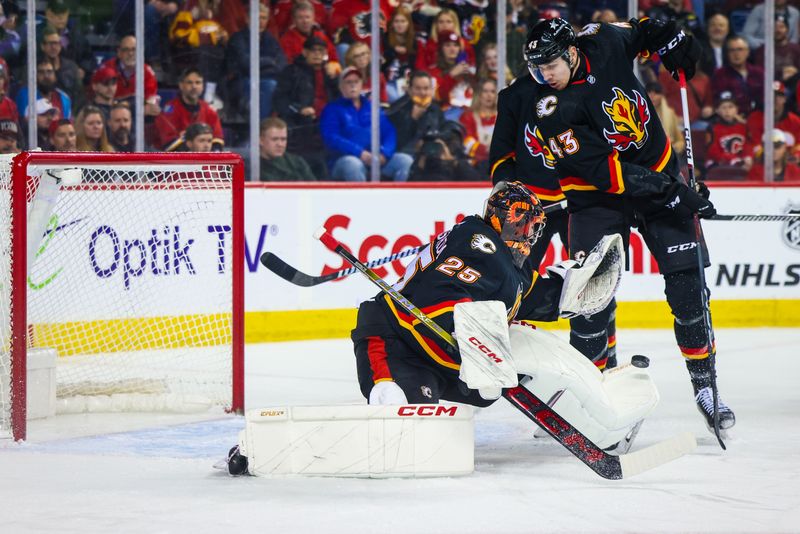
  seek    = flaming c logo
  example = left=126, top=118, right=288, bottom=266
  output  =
left=602, top=87, right=650, bottom=151
left=524, top=123, right=556, bottom=169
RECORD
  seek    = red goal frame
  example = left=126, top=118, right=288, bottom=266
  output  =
left=7, top=151, right=245, bottom=441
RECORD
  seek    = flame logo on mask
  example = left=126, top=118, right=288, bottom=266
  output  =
left=602, top=87, right=650, bottom=151
left=524, top=123, right=556, bottom=169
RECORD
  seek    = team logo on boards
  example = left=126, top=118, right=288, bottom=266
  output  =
left=524, top=123, right=556, bottom=169
left=782, top=203, right=800, bottom=251
left=602, top=87, right=651, bottom=151
left=470, top=233, right=496, bottom=254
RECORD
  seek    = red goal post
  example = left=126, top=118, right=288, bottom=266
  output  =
left=1, top=151, right=245, bottom=441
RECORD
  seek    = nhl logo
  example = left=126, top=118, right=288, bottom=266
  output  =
left=781, top=203, right=800, bottom=251
left=587, top=74, right=596, bottom=84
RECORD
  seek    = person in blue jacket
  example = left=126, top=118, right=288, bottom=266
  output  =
left=320, top=66, right=414, bottom=182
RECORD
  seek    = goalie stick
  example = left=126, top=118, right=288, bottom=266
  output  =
left=262, top=201, right=568, bottom=287
left=314, top=227, right=696, bottom=480
left=679, top=70, right=725, bottom=450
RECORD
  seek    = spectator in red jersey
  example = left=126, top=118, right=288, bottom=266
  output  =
left=711, top=35, right=765, bottom=114
left=429, top=30, right=476, bottom=121
left=344, top=41, right=388, bottom=103
left=154, top=68, right=224, bottom=151
left=415, top=8, right=475, bottom=71
left=279, top=1, right=340, bottom=79
left=459, top=77, right=497, bottom=170
left=327, top=0, right=392, bottom=50
left=746, top=81, right=800, bottom=160
left=747, top=129, right=800, bottom=182
left=705, top=90, right=750, bottom=170
left=0, top=58, right=19, bottom=124
left=753, top=14, right=800, bottom=84
left=100, top=34, right=161, bottom=117
left=168, top=0, right=228, bottom=109
left=48, top=118, right=76, bottom=151
left=88, top=65, right=118, bottom=120
left=269, top=0, right=327, bottom=38
left=0, top=119, right=19, bottom=154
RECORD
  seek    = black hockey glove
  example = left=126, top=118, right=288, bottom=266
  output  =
left=663, top=182, right=716, bottom=219
left=695, top=180, right=711, bottom=200
left=641, top=18, right=701, bottom=80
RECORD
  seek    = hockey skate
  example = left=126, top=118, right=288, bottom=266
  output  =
left=694, top=386, right=736, bottom=436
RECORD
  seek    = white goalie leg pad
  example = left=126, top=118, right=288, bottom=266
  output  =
left=454, top=301, right=518, bottom=395
left=509, top=323, right=659, bottom=449
left=547, top=233, right=625, bottom=318
left=239, top=404, right=474, bottom=478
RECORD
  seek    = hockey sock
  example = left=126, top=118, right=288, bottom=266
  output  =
left=606, top=302, right=618, bottom=370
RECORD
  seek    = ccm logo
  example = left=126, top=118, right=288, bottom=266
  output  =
left=667, top=242, right=697, bottom=253
left=468, top=336, right=503, bottom=363
left=397, top=405, right=458, bottom=417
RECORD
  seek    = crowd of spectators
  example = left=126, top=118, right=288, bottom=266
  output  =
left=0, top=0, right=796, bottom=182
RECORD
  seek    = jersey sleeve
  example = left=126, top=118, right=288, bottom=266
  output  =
left=489, top=87, right=519, bottom=184
left=579, top=21, right=647, bottom=64
left=516, top=274, right=562, bottom=323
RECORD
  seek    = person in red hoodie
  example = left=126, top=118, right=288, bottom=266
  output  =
left=746, top=81, right=800, bottom=159
left=429, top=30, right=475, bottom=120
left=459, top=77, right=497, bottom=170
left=704, top=90, right=751, bottom=169
left=415, top=8, right=475, bottom=71
left=279, top=2, right=339, bottom=70
left=746, top=129, right=800, bottom=182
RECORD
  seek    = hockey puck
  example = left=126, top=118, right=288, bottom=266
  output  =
left=631, top=355, right=650, bottom=368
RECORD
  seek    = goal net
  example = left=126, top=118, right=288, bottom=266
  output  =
left=0, top=152, right=244, bottom=441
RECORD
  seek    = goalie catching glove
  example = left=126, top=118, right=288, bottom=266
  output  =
left=547, top=233, right=625, bottom=318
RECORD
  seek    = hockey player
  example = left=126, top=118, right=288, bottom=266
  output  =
left=522, top=17, right=735, bottom=433
left=489, top=63, right=619, bottom=371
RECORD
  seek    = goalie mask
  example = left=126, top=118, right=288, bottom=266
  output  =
left=484, top=181, right=546, bottom=268
left=524, top=18, right=576, bottom=84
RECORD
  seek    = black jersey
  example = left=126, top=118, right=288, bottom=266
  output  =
left=489, top=74, right=564, bottom=205
left=533, top=21, right=681, bottom=214
left=373, top=215, right=561, bottom=372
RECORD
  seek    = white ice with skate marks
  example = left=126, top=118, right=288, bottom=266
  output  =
left=1, top=328, right=799, bottom=533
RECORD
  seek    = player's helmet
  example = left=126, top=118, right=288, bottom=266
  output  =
left=523, top=18, right=577, bottom=84
left=484, top=181, right=546, bottom=268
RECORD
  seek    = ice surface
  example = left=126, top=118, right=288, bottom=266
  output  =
left=2, top=328, right=799, bottom=533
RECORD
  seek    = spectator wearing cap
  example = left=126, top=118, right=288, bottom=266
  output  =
left=225, top=2, right=287, bottom=119
left=0, top=1, right=21, bottom=63
left=154, top=68, right=224, bottom=151
left=429, top=30, right=476, bottom=121
left=705, top=90, right=751, bottom=170
left=273, top=34, right=340, bottom=180
left=746, top=129, right=800, bottom=182
left=0, top=118, right=19, bottom=154
left=279, top=2, right=340, bottom=79
left=75, top=105, right=114, bottom=152
left=30, top=98, right=60, bottom=149
left=0, top=58, right=19, bottom=124
left=415, top=8, right=475, bottom=71
left=320, top=66, right=412, bottom=181
left=646, top=82, right=684, bottom=155
left=259, top=117, right=316, bottom=182
left=89, top=65, right=119, bottom=119
left=743, top=0, right=799, bottom=51
left=40, top=24, right=83, bottom=108
left=48, top=118, right=76, bottom=151
left=108, top=102, right=134, bottom=152
left=16, top=56, right=72, bottom=120
left=754, top=14, right=800, bottom=84
left=100, top=34, right=160, bottom=117
left=746, top=81, right=800, bottom=160
left=711, top=36, right=765, bottom=114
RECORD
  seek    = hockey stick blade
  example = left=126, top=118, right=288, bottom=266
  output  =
left=709, top=213, right=800, bottom=222
left=619, top=431, right=697, bottom=479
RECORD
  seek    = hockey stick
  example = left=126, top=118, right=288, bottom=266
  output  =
left=263, top=200, right=568, bottom=287
left=710, top=213, right=800, bottom=222
left=314, top=226, right=695, bottom=480
left=679, top=70, right=725, bottom=450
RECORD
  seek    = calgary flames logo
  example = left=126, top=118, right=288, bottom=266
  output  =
left=602, top=87, right=650, bottom=151
left=524, top=123, right=556, bottom=169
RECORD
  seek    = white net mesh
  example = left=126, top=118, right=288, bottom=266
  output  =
left=0, top=155, right=240, bottom=439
